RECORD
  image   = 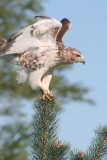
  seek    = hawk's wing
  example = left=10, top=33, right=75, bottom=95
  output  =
left=0, top=16, right=62, bottom=56
left=57, top=18, right=71, bottom=42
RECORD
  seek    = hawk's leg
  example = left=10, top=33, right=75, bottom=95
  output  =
left=40, top=73, right=55, bottom=102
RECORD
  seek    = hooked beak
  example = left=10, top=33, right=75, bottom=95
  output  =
left=81, top=56, right=85, bottom=64
left=82, top=59, right=85, bottom=64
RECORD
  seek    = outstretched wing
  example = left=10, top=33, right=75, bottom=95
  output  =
left=0, top=16, right=62, bottom=56
left=57, top=18, right=71, bottom=42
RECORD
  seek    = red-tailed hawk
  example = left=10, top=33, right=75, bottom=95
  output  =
left=0, top=16, right=85, bottom=99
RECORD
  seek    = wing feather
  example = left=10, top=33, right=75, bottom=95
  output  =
left=0, top=16, right=62, bottom=56
left=57, top=18, right=71, bottom=42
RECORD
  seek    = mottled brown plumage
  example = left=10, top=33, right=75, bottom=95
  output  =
left=0, top=16, right=85, bottom=98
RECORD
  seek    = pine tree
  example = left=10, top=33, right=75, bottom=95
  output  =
left=32, top=97, right=70, bottom=160
left=32, top=96, right=107, bottom=160
left=83, top=126, right=107, bottom=160
left=69, top=125, right=107, bottom=160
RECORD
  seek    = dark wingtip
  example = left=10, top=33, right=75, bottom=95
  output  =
left=61, top=18, right=71, bottom=24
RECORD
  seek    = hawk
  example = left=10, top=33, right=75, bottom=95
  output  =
left=0, top=16, right=85, bottom=99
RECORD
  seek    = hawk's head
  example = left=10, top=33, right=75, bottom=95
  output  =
left=58, top=47, right=85, bottom=65
left=60, top=47, right=85, bottom=64
left=64, top=47, right=85, bottom=64
left=70, top=48, right=85, bottom=64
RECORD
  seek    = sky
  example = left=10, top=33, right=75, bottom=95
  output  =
left=42, top=0, right=107, bottom=151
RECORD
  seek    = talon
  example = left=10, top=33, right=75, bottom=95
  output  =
left=40, top=88, right=55, bottom=102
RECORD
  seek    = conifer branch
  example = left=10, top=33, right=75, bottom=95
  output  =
left=32, top=97, right=59, bottom=160
left=55, top=141, right=62, bottom=160
left=83, top=125, right=107, bottom=160
left=32, top=97, right=69, bottom=160
left=47, top=140, right=70, bottom=160
left=70, top=126, right=107, bottom=160
left=70, top=150, right=84, bottom=160
left=42, top=101, right=48, bottom=160
left=94, top=126, right=107, bottom=160
left=55, top=148, right=58, bottom=160
left=94, top=138, right=107, bottom=160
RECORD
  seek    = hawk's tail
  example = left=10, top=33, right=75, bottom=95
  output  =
left=0, top=37, right=6, bottom=48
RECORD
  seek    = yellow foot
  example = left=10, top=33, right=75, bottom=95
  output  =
left=40, top=89, right=55, bottom=102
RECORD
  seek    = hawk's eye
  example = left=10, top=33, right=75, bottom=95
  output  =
left=76, top=54, right=81, bottom=57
